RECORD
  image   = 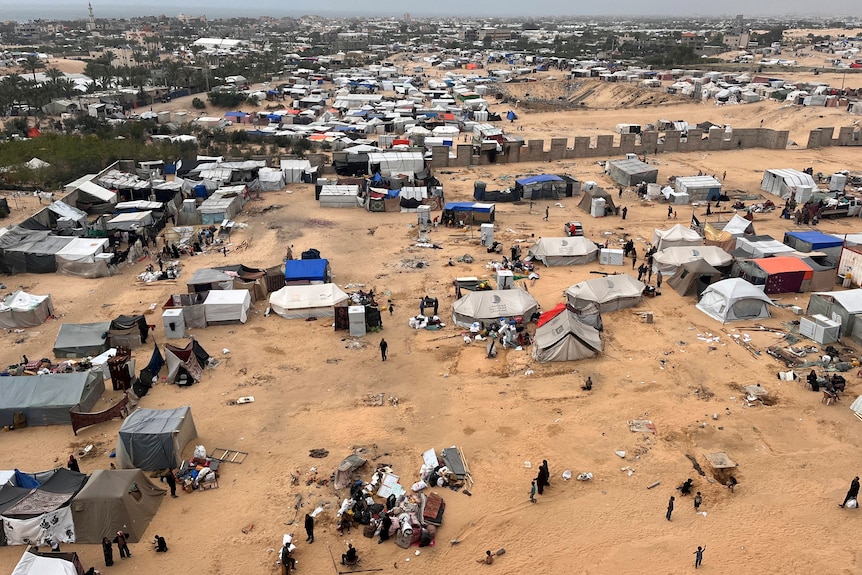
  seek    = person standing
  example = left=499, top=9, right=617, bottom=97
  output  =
left=694, top=491, right=703, bottom=511
left=544, top=206, right=549, bottom=221
left=388, top=303, right=394, bottom=316
left=530, top=480, right=537, bottom=503
left=67, top=454, right=80, bottom=473
left=165, top=468, right=177, bottom=498
left=667, top=205, right=673, bottom=219
left=840, top=476, right=860, bottom=508
left=666, top=496, right=675, bottom=521
left=656, top=270, right=663, bottom=290
left=693, top=545, right=706, bottom=568
left=115, top=530, right=131, bottom=559
left=637, top=263, right=647, bottom=282
left=536, top=461, right=550, bottom=495
left=631, top=248, right=637, bottom=269
left=380, top=339, right=388, bottom=362
left=646, top=265, right=653, bottom=284
left=621, top=206, right=628, bottom=220
left=304, top=513, right=315, bottom=543
left=102, top=537, right=114, bottom=567
left=618, top=187, right=623, bottom=198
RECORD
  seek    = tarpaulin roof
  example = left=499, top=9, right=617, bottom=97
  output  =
left=116, top=406, right=197, bottom=471
left=784, top=231, right=843, bottom=250
left=751, top=257, right=812, bottom=275
left=284, top=259, right=329, bottom=282
left=0, top=371, right=104, bottom=427
left=812, top=290, right=862, bottom=314
left=53, top=322, right=111, bottom=358
left=516, top=174, right=564, bottom=185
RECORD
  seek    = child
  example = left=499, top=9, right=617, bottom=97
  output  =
left=530, top=480, right=537, bottom=503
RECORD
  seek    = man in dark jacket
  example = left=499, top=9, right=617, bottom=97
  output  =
left=840, top=476, right=860, bottom=508
left=304, top=513, right=315, bottom=543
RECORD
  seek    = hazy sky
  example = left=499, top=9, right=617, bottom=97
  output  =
left=1, top=0, right=860, bottom=19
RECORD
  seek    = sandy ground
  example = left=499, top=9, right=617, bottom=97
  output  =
left=3, top=67, right=862, bottom=575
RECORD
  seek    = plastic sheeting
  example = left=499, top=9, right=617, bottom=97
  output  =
left=3, top=507, right=76, bottom=545
left=116, top=406, right=198, bottom=471
left=0, top=291, right=53, bottom=329
left=0, top=371, right=104, bottom=428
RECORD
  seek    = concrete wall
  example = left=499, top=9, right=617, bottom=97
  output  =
left=809, top=126, right=862, bottom=148
left=428, top=128, right=791, bottom=169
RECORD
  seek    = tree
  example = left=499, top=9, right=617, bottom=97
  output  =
left=21, top=56, right=45, bottom=83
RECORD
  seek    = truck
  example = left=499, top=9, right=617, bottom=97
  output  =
left=819, top=196, right=862, bottom=219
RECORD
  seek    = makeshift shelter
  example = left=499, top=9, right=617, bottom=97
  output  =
left=197, top=185, right=248, bottom=225
left=203, top=289, right=251, bottom=324
left=1, top=232, right=73, bottom=275
left=187, top=268, right=233, bottom=293
left=319, top=185, right=361, bottom=208
left=106, top=211, right=153, bottom=232
left=800, top=257, right=836, bottom=292
left=652, top=224, right=703, bottom=251
left=696, top=278, right=773, bottom=323
left=116, top=406, right=197, bottom=471
left=734, top=257, right=812, bottom=294
left=451, top=289, right=539, bottom=328
left=53, top=322, right=111, bottom=358
left=607, top=158, right=658, bottom=186
left=256, top=167, right=285, bottom=192
left=284, top=259, right=331, bottom=285
left=514, top=175, right=567, bottom=200
left=783, top=231, right=843, bottom=262
left=164, top=339, right=210, bottom=385
left=807, top=290, right=862, bottom=340
left=702, top=215, right=755, bottom=252
left=0, top=291, right=54, bottom=329
left=565, top=274, right=645, bottom=313
left=577, top=187, right=616, bottom=217
left=269, top=284, right=349, bottom=319
left=10, top=551, right=80, bottom=575
left=334, top=454, right=367, bottom=490
left=108, top=314, right=149, bottom=349
left=760, top=169, right=817, bottom=202
left=280, top=159, right=313, bottom=184
left=666, top=259, right=721, bottom=297
left=652, top=246, right=732, bottom=277
left=0, top=371, right=104, bottom=428
left=367, top=151, right=424, bottom=177
left=70, top=469, right=165, bottom=543
left=0, top=468, right=88, bottom=545
left=69, top=180, right=117, bottom=213
left=531, top=308, right=602, bottom=362
left=528, top=237, right=598, bottom=266
left=674, top=176, right=722, bottom=203
left=734, top=235, right=796, bottom=259
left=55, top=238, right=112, bottom=278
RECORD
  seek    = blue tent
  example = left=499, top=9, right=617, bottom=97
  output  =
left=783, top=231, right=843, bottom=250
left=444, top=202, right=475, bottom=212
left=284, top=259, right=330, bottom=284
left=516, top=174, right=563, bottom=186
left=507, top=110, right=518, bottom=121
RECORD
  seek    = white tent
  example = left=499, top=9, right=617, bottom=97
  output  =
left=280, top=159, right=312, bottom=183
left=106, top=211, right=153, bottom=231
left=55, top=238, right=111, bottom=278
left=653, top=245, right=732, bottom=277
left=532, top=309, right=602, bottom=362
left=528, top=237, right=599, bottom=266
left=319, top=185, right=360, bottom=208
left=257, top=167, right=285, bottom=191
left=735, top=236, right=796, bottom=258
left=696, top=278, right=773, bottom=323
left=652, top=224, right=703, bottom=251
left=115, top=200, right=162, bottom=211
left=675, top=175, right=722, bottom=203
left=452, top=289, right=539, bottom=328
left=269, top=284, right=349, bottom=319
left=0, top=291, right=53, bottom=329
left=367, top=151, right=425, bottom=176
left=565, top=274, right=645, bottom=312
left=203, top=290, right=251, bottom=324
left=760, top=169, right=817, bottom=203
left=10, top=552, right=77, bottom=575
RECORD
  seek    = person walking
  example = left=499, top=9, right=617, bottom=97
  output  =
left=544, top=206, right=549, bottom=221
left=380, top=338, right=388, bottom=362
left=840, top=476, right=860, bottom=507
left=618, top=187, right=623, bottom=198
left=536, top=460, right=550, bottom=495
left=530, top=480, right=537, bottom=503
left=694, top=491, right=703, bottom=511
left=304, top=513, right=315, bottom=543
left=388, top=303, right=394, bottom=316
left=693, top=545, right=706, bottom=568
left=67, top=454, right=80, bottom=473
left=656, top=270, right=663, bottom=290
left=115, top=530, right=131, bottom=559
left=165, top=468, right=177, bottom=498
left=621, top=206, right=628, bottom=220
left=102, top=537, right=114, bottom=567
left=668, top=205, right=673, bottom=219
left=631, top=248, right=638, bottom=269
left=666, top=496, right=675, bottom=521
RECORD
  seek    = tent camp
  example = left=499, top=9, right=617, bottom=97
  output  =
left=0, top=371, right=104, bottom=428
left=0, top=291, right=53, bottom=329
left=116, top=406, right=197, bottom=471
left=607, top=158, right=658, bottom=186
left=514, top=175, right=568, bottom=200
left=451, top=289, right=539, bottom=328
left=806, top=290, right=862, bottom=341
left=577, top=187, right=616, bottom=217
left=164, top=339, right=210, bottom=385
left=565, top=274, right=645, bottom=313
left=674, top=176, right=722, bottom=203
left=10, top=551, right=80, bottom=575
left=733, top=257, right=812, bottom=294
left=528, top=237, right=598, bottom=266
left=760, top=169, right=817, bottom=202
left=71, top=469, right=165, bottom=543
left=269, top=284, right=349, bottom=319
left=203, top=289, right=251, bottom=324
left=284, top=259, right=331, bottom=285
left=53, top=322, right=111, bottom=358
left=666, top=259, right=721, bottom=296
left=783, top=231, right=843, bottom=262
left=55, top=238, right=112, bottom=278
left=531, top=307, right=602, bottom=362
left=652, top=224, right=703, bottom=251
left=652, top=246, right=732, bottom=277
left=696, top=278, right=773, bottom=323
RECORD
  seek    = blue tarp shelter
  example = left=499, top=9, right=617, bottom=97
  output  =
left=284, top=259, right=331, bottom=284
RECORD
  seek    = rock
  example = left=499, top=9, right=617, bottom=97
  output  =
left=615, top=450, right=626, bottom=458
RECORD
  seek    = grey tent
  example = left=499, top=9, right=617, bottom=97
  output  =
left=0, top=371, right=104, bottom=428
left=532, top=309, right=602, bottom=362
left=667, top=259, right=721, bottom=297
left=334, top=454, right=367, bottom=490
left=577, top=188, right=616, bottom=216
left=607, top=158, right=658, bottom=186
left=70, top=469, right=165, bottom=543
left=565, top=274, right=645, bottom=312
left=0, top=291, right=54, bottom=329
left=528, top=237, right=598, bottom=266
left=53, top=322, right=111, bottom=358
left=116, top=407, right=198, bottom=471
left=452, top=289, right=539, bottom=328
left=186, top=268, right=233, bottom=293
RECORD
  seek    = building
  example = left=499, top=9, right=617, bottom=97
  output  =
left=680, top=33, right=706, bottom=52
left=723, top=31, right=751, bottom=50
left=479, top=28, right=513, bottom=43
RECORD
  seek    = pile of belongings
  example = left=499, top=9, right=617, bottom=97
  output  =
left=408, top=315, right=445, bottom=330
left=175, top=445, right=219, bottom=490
left=468, top=317, right=531, bottom=348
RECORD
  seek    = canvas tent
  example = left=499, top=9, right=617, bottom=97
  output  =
left=0, top=371, right=104, bottom=428
left=674, top=176, right=722, bottom=203
left=531, top=307, right=602, bottom=362
left=0, top=291, right=53, bottom=329
left=10, top=551, right=79, bottom=575
left=666, top=259, right=721, bottom=296
left=703, top=215, right=755, bottom=252
left=269, top=284, right=349, bottom=319
left=783, top=231, right=843, bottom=262
left=528, top=237, right=598, bottom=266
left=733, top=257, right=812, bottom=294
left=281, top=159, right=313, bottom=183
left=806, top=290, right=862, bottom=340
left=760, top=169, right=817, bottom=202
left=607, top=158, right=658, bottom=186
left=256, top=167, right=285, bottom=191
left=55, top=238, right=112, bottom=278
left=284, top=259, right=331, bottom=284
left=565, top=274, right=645, bottom=312
left=514, top=175, right=568, bottom=200
left=108, top=314, right=150, bottom=349
left=203, top=289, right=251, bottom=324
left=164, top=339, right=210, bottom=385
left=452, top=289, right=539, bottom=328
left=696, top=278, right=773, bottom=323
left=106, top=211, right=153, bottom=231
left=187, top=268, right=233, bottom=293
left=652, top=224, right=703, bottom=251
left=116, top=406, right=197, bottom=471
left=652, top=245, right=732, bottom=277
left=53, top=322, right=111, bottom=358
left=577, top=187, right=616, bottom=216
left=71, top=469, right=165, bottom=543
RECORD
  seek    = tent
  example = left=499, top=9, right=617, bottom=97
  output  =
left=269, top=284, right=349, bottom=319
left=666, top=259, right=721, bottom=297
left=760, top=169, right=817, bottom=202
left=256, top=167, right=285, bottom=192
left=0, top=291, right=53, bottom=329
left=0, top=371, right=104, bottom=428
left=733, top=257, right=812, bottom=294
left=652, top=224, right=703, bottom=251
left=702, top=215, right=755, bottom=252
left=106, top=211, right=153, bottom=231
left=607, top=158, right=658, bottom=186
left=2, top=233, right=73, bottom=275
left=53, top=322, right=111, bottom=358
left=108, top=314, right=149, bottom=349
left=696, top=278, right=773, bottom=323
left=514, top=174, right=567, bottom=200
left=652, top=245, right=732, bottom=277
left=531, top=308, right=602, bottom=362
left=367, top=151, right=424, bottom=176
left=800, top=257, right=836, bottom=292
left=187, top=268, right=233, bottom=293
left=116, top=406, right=198, bottom=471
left=806, top=290, right=862, bottom=339
left=577, top=187, right=616, bottom=216
left=319, top=185, right=361, bottom=208
left=55, top=238, right=112, bottom=278
left=10, top=551, right=79, bottom=575
left=203, top=289, right=251, bottom=324
left=528, top=237, right=598, bottom=266
left=783, top=231, right=843, bottom=262
left=451, top=289, right=539, bottom=328
left=284, top=259, right=331, bottom=284
left=674, top=176, right=722, bottom=203
left=164, top=339, right=210, bottom=385
left=565, top=274, right=645, bottom=313
left=70, top=469, right=165, bottom=543
left=281, top=159, right=313, bottom=184
left=197, top=185, right=248, bottom=225
left=734, top=235, right=796, bottom=259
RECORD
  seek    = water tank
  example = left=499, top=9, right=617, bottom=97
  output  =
left=348, top=306, right=366, bottom=337
left=163, top=309, right=185, bottom=339
left=591, top=197, right=606, bottom=218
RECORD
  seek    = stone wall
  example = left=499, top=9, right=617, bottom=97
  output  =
left=428, top=128, right=791, bottom=169
left=807, top=126, right=862, bottom=148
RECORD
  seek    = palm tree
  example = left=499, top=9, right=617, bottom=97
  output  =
left=21, top=55, right=45, bottom=83
left=45, top=67, right=64, bottom=83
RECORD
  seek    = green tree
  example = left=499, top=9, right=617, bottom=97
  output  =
left=21, top=56, right=45, bottom=83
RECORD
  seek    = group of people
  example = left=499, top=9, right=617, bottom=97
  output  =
left=807, top=369, right=846, bottom=397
